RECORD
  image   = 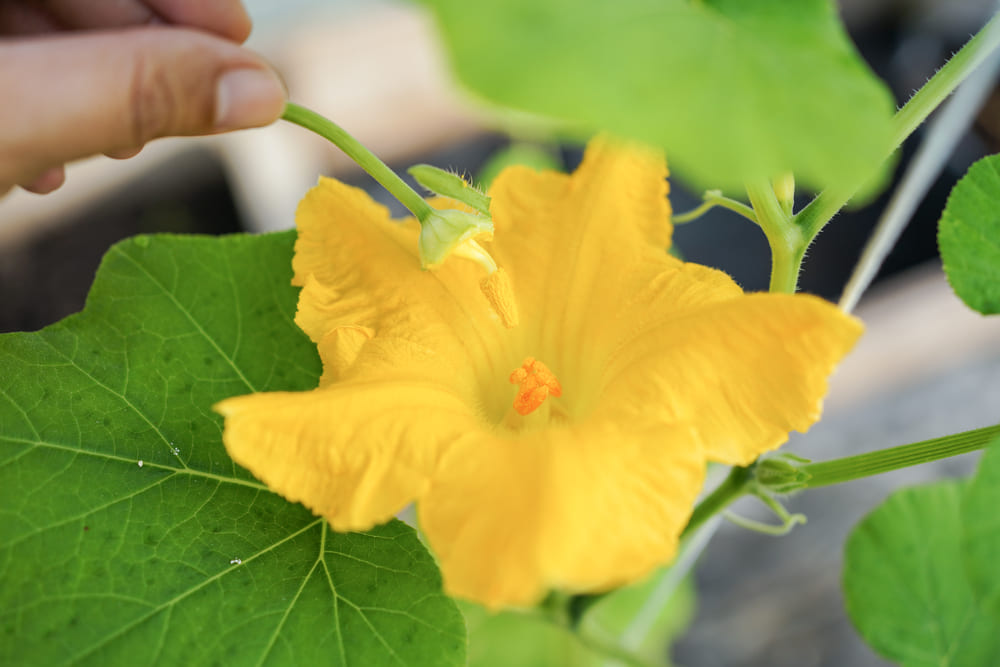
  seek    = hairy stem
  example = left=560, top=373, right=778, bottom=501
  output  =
left=838, top=21, right=1000, bottom=312
left=280, top=102, right=434, bottom=220
left=746, top=180, right=805, bottom=293
left=795, top=11, right=1000, bottom=243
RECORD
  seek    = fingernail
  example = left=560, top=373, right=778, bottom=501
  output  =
left=214, top=68, right=286, bottom=131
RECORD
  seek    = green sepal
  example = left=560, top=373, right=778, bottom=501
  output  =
left=419, top=209, right=494, bottom=269
left=409, top=164, right=492, bottom=215
left=752, top=453, right=813, bottom=493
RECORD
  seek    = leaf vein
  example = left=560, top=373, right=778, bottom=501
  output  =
left=64, top=518, right=322, bottom=664
left=35, top=336, right=186, bottom=468
left=253, top=525, right=324, bottom=667
left=113, top=246, right=257, bottom=393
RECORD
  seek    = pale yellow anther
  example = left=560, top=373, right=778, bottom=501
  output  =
left=446, top=238, right=519, bottom=328
left=480, top=268, right=519, bottom=328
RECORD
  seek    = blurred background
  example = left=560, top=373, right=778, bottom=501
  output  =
left=2, top=1, right=999, bottom=665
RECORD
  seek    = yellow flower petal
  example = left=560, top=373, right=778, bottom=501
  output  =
left=490, top=138, right=669, bottom=319
left=419, top=421, right=705, bottom=608
left=217, top=377, right=478, bottom=532
left=219, top=136, right=863, bottom=609
left=603, top=286, right=863, bottom=465
left=485, top=137, right=675, bottom=411
left=291, top=177, right=507, bottom=360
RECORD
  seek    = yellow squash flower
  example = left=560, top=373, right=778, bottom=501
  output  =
left=216, top=138, right=862, bottom=608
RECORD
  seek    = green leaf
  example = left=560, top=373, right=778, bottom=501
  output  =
left=843, top=481, right=1000, bottom=667
left=961, top=440, right=1000, bottom=619
left=423, top=0, right=895, bottom=193
left=0, top=232, right=465, bottom=666
left=938, top=154, right=1000, bottom=314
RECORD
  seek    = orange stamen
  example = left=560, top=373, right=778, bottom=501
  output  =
left=509, top=357, right=562, bottom=416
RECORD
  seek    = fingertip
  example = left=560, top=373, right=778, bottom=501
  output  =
left=21, top=166, right=66, bottom=194
left=213, top=66, right=287, bottom=131
left=230, top=9, right=253, bottom=43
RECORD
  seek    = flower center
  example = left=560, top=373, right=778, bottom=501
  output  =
left=509, top=357, right=562, bottom=416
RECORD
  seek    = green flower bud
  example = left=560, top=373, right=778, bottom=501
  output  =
left=754, top=453, right=812, bottom=493
left=773, top=172, right=795, bottom=217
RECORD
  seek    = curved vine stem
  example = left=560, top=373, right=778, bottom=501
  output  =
left=280, top=102, right=434, bottom=221
left=838, top=17, right=1000, bottom=312
left=794, top=10, right=1000, bottom=246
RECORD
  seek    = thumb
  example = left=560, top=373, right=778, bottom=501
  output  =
left=0, top=27, right=286, bottom=188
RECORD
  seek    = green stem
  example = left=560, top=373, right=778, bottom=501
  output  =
left=710, top=194, right=758, bottom=223
left=892, top=12, right=1000, bottom=156
left=801, top=424, right=1000, bottom=488
left=280, top=102, right=434, bottom=221
left=795, top=10, right=1000, bottom=243
left=745, top=180, right=805, bottom=293
left=681, top=465, right=754, bottom=540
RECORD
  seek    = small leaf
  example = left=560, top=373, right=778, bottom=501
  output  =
left=843, top=481, right=1000, bottom=667
left=0, top=232, right=466, bottom=666
left=961, top=439, right=1000, bottom=619
left=423, top=0, right=895, bottom=193
left=938, top=154, right=1000, bottom=314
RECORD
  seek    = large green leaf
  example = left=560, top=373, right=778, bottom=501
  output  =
left=0, top=232, right=465, bottom=666
left=961, top=441, right=1000, bottom=620
left=939, top=154, right=1000, bottom=314
left=843, top=481, right=1000, bottom=667
left=423, top=0, right=895, bottom=193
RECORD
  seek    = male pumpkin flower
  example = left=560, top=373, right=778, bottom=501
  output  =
left=216, top=138, right=862, bottom=608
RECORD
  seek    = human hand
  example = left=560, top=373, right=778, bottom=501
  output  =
left=0, top=1, right=286, bottom=195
